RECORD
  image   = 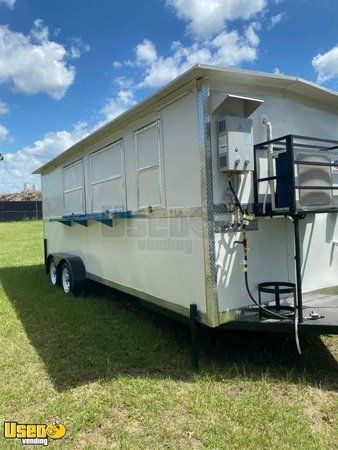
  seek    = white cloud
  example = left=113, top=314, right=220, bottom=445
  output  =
left=312, top=46, right=338, bottom=84
left=0, top=123, right=8, bottom=142
left=0, top=88, right=137, bottom=192
left=166, top=0, right=267, bottom=39
left=0, top=21, right=75, bottom=99
left=273, top=67, right=282, bottom=75
left=112, top=61, right=122, bottom=69
left=0, top=122, right=89, bottom=192
left=114, top=76, right=134, bottom=90
left=213, top=27, right=259, bottom=64
left=136, top=39, right=158, bottom=63
left=0, top=101, right=9, bottom=115
left=121, top=2, right=263, bottom=91
left=30, top=18, right=49, bottom=42
left=268, top=12, right=285, bottom=30
left=0, top=0, right=15, bottom=9
left=99, top=90, right=136, bottom=124
left=245, top=21, right=261, bottom=46
left=130, top=28, right=259, bottom=89
left=0, top=1, right=273, bottom=192
left=69, top=37, right=90, bottom=59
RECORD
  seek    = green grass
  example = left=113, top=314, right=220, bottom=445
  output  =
left=0, top=220, right=337, bottom=449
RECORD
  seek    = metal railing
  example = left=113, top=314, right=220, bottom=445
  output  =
left=253, top=134, right=338, bottom=323
left=253, top=134, right=338, bottom=217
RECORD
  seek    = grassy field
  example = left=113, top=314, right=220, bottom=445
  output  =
left=0, top=221, right=337, bottom=449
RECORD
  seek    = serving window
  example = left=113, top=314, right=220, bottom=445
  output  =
left=90, top=140, right=126, bottom=213
left=135, top=120, right=164, bottom=209
left=63, top=159, right=85, bottom=215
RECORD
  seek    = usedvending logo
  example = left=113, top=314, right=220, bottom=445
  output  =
left=4, top=420, right=66, bottom=446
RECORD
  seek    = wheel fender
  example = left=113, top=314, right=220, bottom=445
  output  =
left=47, top=253, right=87, bottom=285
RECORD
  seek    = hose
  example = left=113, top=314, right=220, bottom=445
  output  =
left=229, top=177, right=302, bottom=353
left=228, top=180, right=244, bottom=215
left=245, top=249, right=302, bottom=353
left=242, top=235, right=302, bottom=353
left=294, top=307, right=302, bottom=355
left=228, top=178, right=294, bottom=320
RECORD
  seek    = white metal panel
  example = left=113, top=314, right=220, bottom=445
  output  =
left=286, top=214, right=338, bottom=293
left=92, top=178, right=125, bottom=211
left=91, top=144, right=122, bottom=181
left=136, top=123, right=159, bottom=168
left=41, top=169, right=64, bottom=218
left=63, top=159, right=85, bottom=215
left=64, top=189, right=84, bottom=215
left=216, top=218, right=290, bottom=311
left=44, top=217, right=207, bottom=313
left=90, top=140, right=126, bottom=212
left=63, top=160, right=84, bottom=190
left=161, top=92, right=201, bottom=208
left=135, top=120, right=164, bottom=209
left=138, top=168, right=161, bottom=208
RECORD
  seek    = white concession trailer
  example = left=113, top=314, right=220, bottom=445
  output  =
left=35, top=65, right=338, bottom=365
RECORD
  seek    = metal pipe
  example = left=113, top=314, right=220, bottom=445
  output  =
left=261, top=116, right=276, bottom=213
left=293, top=216, right=303, bottom=323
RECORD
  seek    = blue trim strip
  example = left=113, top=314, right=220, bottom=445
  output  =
left=49, top=211, right=132, bottom=227
left=59, top=220, right=72, bottom=226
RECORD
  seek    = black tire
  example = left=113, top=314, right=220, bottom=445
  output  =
left=60, top=262, right=76, bottom=294
left=49, top=257, right=58, bottom=286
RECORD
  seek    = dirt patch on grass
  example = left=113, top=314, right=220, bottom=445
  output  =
left=304, top=387, right=337, bottom=434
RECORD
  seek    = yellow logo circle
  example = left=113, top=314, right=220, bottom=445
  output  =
left=46, top=423, right=67, bottom=440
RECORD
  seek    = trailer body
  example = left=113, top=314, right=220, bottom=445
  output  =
left=35, top=65, right=338, bottom=333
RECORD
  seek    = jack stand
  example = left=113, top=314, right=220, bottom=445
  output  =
left=190, top=304, right=199, bottom=371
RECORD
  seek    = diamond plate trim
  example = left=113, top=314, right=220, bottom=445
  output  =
left=212, top=203, right=254, bottom=214
left=133, top=207, right=202, bottom=219
left=197, top=78, right=219, bottom=327
left=214, top=220, right=258, bottom=233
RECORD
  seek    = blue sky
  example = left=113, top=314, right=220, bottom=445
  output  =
left=0, top=0, right=337, bottom=192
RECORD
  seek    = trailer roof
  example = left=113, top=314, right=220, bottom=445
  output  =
left=34, top=64, right=338, bottom=175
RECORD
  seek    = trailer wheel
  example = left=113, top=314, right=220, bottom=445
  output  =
left=60, top=262, right=75, bottom=294
left=49, top=258, right=58, bottom=286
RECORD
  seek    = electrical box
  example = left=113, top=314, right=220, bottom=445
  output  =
left=217, top=116, right=254, bottom=172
